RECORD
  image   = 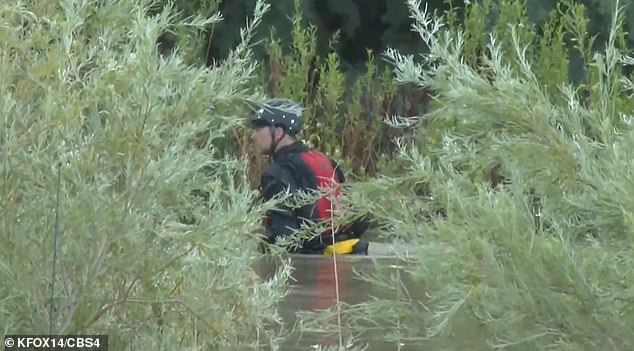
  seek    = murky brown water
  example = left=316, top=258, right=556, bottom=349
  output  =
left=257, top=242, right=431, bottom=351
left=256, top=242, right=491, bottom=351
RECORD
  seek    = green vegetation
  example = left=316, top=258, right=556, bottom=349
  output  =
left=2, top=0, right=634, bottom=350
left=316, top=0, right=634, bottom=349
left=258, top=0, right=418, bottom=178
left=1, top=1, right=291, bottom=349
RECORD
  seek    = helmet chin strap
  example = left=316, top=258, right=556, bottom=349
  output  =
left=268, top=126, right=286, bottom=159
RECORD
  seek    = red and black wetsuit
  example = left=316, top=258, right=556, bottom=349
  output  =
left=259, top=141, right=362, bottom=254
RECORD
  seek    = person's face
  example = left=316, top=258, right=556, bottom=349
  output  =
left=251, top=126, right=288, bottom=154
left=251, top=126, right=272, bottom=154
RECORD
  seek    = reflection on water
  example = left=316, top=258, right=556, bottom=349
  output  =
left=257, top=243, right=425, bottom=351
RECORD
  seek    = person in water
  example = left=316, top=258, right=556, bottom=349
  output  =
left=248, top=98, right=372, bottom=255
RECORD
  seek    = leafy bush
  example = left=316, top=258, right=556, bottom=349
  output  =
left=301, top=0, right=634, bottom=349
left=1, top=1, right=293, bottom=349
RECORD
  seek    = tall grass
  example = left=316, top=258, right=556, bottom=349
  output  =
left=0, top=0, right=294, bottom=349
left=231, top=0, right=430, bottom=187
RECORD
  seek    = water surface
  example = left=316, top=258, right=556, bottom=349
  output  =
left=256, top=242, right=490, bottom=351
left=256, top=243, right=428, bottom=350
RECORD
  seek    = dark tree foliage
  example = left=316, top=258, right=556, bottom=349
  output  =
left=155, top=0, right=633, bottom=74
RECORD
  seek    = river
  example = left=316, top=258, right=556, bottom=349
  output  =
left=256, top=242, right=487, bottom=350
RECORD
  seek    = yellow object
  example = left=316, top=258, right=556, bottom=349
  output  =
left=323, top=238, right=359, bottom=256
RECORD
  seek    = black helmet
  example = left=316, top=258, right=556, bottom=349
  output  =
left=249, top=98, right=304, bottom=136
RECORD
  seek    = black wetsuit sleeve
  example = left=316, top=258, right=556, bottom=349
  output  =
left=260, top=166, right=300, bottom=244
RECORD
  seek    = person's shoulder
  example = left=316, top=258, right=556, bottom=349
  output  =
left=262, top=157, right=299, bottom=187
left=304, top=148, right=343, bottom=168
left=260, top=161, right=300, bottom=200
